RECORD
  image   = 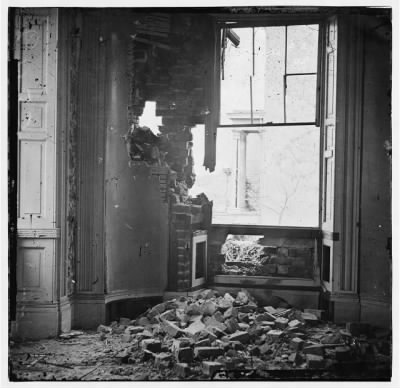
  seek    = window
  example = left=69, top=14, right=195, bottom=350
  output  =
left=196, top=20, right=322, bottom=227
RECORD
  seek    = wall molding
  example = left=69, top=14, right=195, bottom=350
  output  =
left=105, top=289, right=163, bottom=304
left=17, top=228, right=60, bottom=238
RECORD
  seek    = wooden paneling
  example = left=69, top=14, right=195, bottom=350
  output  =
left=17, top=239, right=54, bottom=302
left=16, top=8, right=58, bottom=230
left=14, top=9, right=60, bottom=336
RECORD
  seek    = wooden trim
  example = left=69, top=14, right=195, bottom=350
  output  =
left=218, top=122, right=317, bottom=128
left=214, top=15, right=324, bottom=27
left=104, top=289, right=163, bottom=304
left=211, top=225, right=321, bottom=239
left=204, top=17, right=219, bottom=172
left=213, top=274, right=319, bottom=289
left=17, top=228, right=60, bottom=238
left=322, top=230, right=340, bottom=241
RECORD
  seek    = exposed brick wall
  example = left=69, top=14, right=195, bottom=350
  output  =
left=126, top=12, right=214, bottom=202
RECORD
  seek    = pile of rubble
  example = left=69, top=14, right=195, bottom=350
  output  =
left=96, top=289, right=392, bottom=380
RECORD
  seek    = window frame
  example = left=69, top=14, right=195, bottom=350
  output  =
left=205, top=14, right=326, bottom=229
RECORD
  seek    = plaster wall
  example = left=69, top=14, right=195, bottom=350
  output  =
left=359, top=14, right=392, bottom=325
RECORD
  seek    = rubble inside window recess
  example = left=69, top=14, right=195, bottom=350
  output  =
left=219, top=235, right=313, bottom=278
left=9, top=289, right=391, bottom=381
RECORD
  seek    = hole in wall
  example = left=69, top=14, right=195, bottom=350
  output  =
left=138, top=101, right=162, bottom=135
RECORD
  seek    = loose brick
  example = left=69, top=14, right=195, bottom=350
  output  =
left=238, top=313, right=250, bottom=323
left=142, top=349, right=155, bottom=361
left=141, top=339, right=162, bottom=353
left=161, top=320, right=182, bottom=338
left=202, top=361, right=223, bottom=377
left=303, top=344, right=324, bottom=357
left=222, top=357, right=237, bottom=371
left=290, top=337, right=304, bottom=350
left=171, top=338, right=192, bottom=352
left=201, top=300, right=218, bottom=316
left=229, top=340, right=245, bottom=351
left=147, top=302, right=168, bottom=319
left=306, top=354, right=325, bottom=368
left=195, top=338, right=211, bottom=347
left=160, top=309, right=177, bottom=321
left=303, top=309, right=324, bottom=320
left=184, top=320, right=205, bottom=336
left=97, top=324, right=112, bottom=333
left=136, top=317, right=151, bottom=327
left=213, top=311, right=225, bottom=322
left=288, top=320, right=302, bottom=328
left=175, top=363, right=190, bottom=378
left=185, top=302, right=202, bottom=316
left=125, top=325, right=145, bottom=335
left=301, top=312, right=319, bottom=325
left=248, top=324, right=264, bottom=338
left=223, top=307, right=238, bottom=319
left=217, top=298, right=232, bottom=311
left=288, top=352, right=303, bottom=365
left=225, top=318, right=240, bottom=334
left=228, top=331, right=250, bottom=344
left=194, top=346, right=224, bottom=359
left=175, top=347, right=194, bottom=363
left=121, top=333, right=133, bottom=343
left=259, top=343, right=270, bottom=355
left=235, top=291, right=249, bottom=305
left=204, top=316, right=227, bottom=331
left=321, top=332, right=342, bottom=344
left=238, top=304, right=257, bottom=313
left=255, top=314, right=274, bottom=323
left=154, top=352, right=173, bottom=368
left=267, top=330, right=284, bottom=341
left=275, top=317, right=289, bottom=329
left=264, top=306, right=278, bottom=314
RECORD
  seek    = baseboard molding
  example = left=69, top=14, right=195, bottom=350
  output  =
left=163, top=288, right=206, bottom=301
left=59, top=297, right=72, bottom=333
left=14, top=302, right=60, bottom=339
left=105, top=288, right=163, bottom=304
left=72, top=293, right=106, bottom=329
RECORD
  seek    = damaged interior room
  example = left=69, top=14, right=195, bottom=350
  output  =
left=7, top=6, right=393, bottom=381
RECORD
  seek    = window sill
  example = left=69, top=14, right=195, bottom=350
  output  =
left=210, top=224, right=321, bottom=239
left=213, top=274, right=320, bottom=290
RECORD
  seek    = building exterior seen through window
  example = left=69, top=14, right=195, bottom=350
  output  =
left=191, top=24, right=320, bottom=227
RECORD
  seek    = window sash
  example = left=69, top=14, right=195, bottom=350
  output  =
left=217, top=21, right=323, bottom=127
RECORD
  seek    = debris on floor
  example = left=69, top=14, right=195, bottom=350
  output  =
left=9, top=289, right=391, bottom=381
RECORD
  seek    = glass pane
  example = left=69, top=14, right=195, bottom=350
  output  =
left=190, top=125, right=320, bottom=227
left=264, top=26, right=286, bottom=123
left=220, top=26, right=285, bottom=125
left=220, top=25, right=319, bottom=125
left=220, top=28, right=253, bottom=125
left=285, top=74, right=317, bottom=122
left=287, top=24, right=319, bottom=74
